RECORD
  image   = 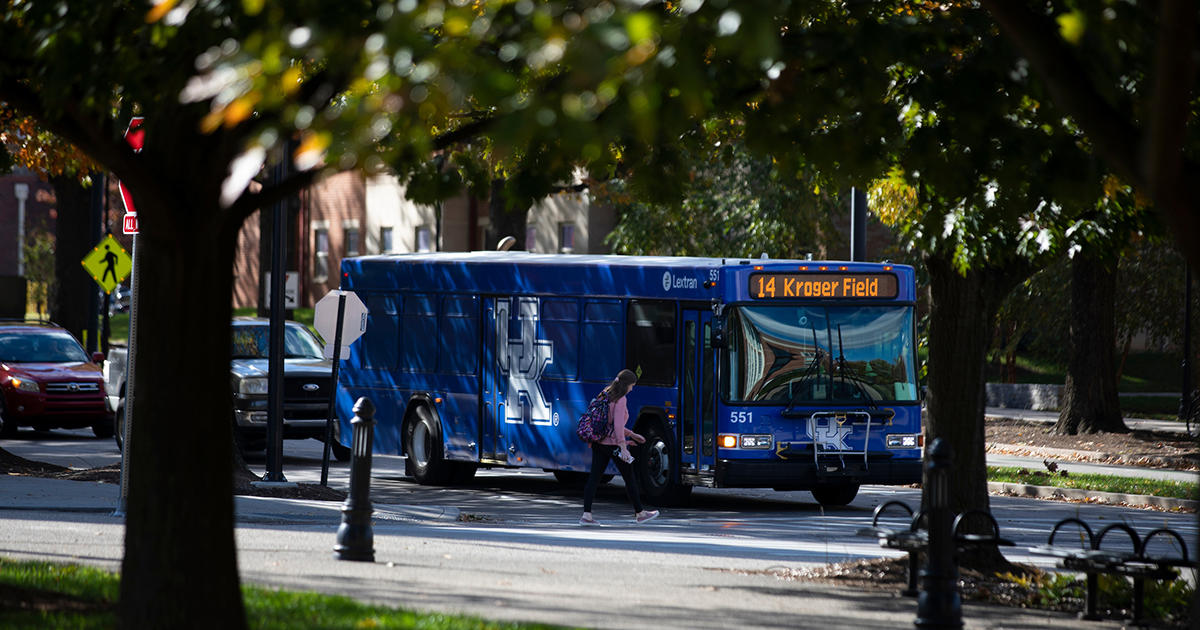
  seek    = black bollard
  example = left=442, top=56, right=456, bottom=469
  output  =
left=914, top=438, right=963, bottom=629
left=334, top=397, right=376, bottom=562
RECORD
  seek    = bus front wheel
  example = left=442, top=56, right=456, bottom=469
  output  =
left=811, top=483, right=859, bottom=507
left=637, top=422, right=691, bottom=507
left=405, top=406, right=451, bottom=485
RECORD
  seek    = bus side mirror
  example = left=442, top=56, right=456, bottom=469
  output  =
left=711, top=316, right=726, bottom=349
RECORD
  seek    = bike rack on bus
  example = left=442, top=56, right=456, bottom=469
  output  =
left=807, top=410, right=871, bottom=473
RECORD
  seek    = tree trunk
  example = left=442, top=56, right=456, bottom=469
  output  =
left=1054, top=252, right=1127, bottom=435
left=923, top=254, right=1027, bottom=569
left=117, top=194, right=246, bottom=629
left=50, top=177, right=94, bottom=343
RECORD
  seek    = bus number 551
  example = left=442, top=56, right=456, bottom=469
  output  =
left=730, top=411, right=753, bottom=424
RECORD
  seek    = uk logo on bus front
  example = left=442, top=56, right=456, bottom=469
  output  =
left=496, top=297, right=554, bottom=426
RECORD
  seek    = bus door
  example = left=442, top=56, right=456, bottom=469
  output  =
left=481, top=297, right=508, bottom=464
left=680, top=309, right=718, bottom=477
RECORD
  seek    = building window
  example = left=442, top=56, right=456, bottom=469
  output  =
left=416, top=226, right=433, bottom=253
left=559, top=222, right=576, bottom=253
left=313, top=227, right=330, bottom=282
left=525, top=225, right=537, bottom=252
left=343, top=219, right=361, bottom=257
left=380, top=226, right=394, bottom=253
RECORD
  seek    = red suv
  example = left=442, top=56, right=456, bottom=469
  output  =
left=0, top=320, right=112, bottom=438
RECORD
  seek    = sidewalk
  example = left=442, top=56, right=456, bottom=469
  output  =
left=986, top=406, right=1189, bottom=433
left=0, top=475, right=1129, bottom=630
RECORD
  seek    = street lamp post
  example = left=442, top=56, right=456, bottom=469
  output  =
left=13, top=183, right=28, bottom=277
left=1180, top=264, right=1193, bottom=424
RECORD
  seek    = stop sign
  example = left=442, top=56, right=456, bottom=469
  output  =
left=119, top=116, right=145, bottom=234
left=314, top=289, right=368, bottom=360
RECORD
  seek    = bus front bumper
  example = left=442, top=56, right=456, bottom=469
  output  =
left=714, top=456, right=923, bottom=489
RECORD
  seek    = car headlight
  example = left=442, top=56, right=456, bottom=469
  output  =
left=238, top=377, right=268, bottom=395
left=10, top=377, right=39, bottom=393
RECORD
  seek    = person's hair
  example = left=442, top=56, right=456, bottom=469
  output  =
left=605, top=369, right=638, bottom=401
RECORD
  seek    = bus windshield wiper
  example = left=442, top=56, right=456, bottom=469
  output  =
left=835, top=324, right=878, bottom=409
left=783, top=325, right=824, bottom=415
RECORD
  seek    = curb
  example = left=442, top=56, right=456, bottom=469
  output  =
left=988, top=482, right=1198, bottom=511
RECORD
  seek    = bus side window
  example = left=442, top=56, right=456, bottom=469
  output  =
left=439, top=296, right=478, bottom=375
left=541, top=299, right=579, bottom=380
left=626, top=300, right=676, bottom=387
left=581, top=300, right=621, bottom=382
left=401, top=293, right=438, bottom=373
left=360, top=294, right=399, bottom=370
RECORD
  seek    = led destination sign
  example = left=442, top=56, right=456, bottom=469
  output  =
left=750, top=272, right=899, bottom=299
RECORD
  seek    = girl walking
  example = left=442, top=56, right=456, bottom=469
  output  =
left=579, top=369, right=660, bottom=526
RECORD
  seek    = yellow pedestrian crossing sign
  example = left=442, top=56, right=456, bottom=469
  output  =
left=81, top=234, right=132, bottom=294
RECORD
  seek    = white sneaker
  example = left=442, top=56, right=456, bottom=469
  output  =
left=579, top=515, right=601, bottom=526
left=635, top=510, right=659, bottom=524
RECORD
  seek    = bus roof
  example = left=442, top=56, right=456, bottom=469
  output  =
left=341, top=251, right=915, bottom=302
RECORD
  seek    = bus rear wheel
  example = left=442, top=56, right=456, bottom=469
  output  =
left=811, top=483, right=859, bottom=507
left=637, top=422, right=691, bottom=506
left=405, top=405, right=452, bottom=485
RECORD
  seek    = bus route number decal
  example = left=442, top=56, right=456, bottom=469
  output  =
left=730, top=411, right=753, bottom=424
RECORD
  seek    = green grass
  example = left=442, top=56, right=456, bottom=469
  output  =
left=0, top=557, right=566, bottom=630
left=986, top=352, right=1183, bottom=393
left=987, top=466, right=1199, bottom=501
left=1120, top=395, right=1183, bottom=418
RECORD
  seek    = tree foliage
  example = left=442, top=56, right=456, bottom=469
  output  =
left=602, top=126, right=840, bottom=259
left=981, top=0, right=1200, bottom=270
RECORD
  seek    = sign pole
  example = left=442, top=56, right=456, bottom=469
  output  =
left=320, top=292, right=348, bottom=486
left=115, top=233, right=139, bottom=516
left=113, top=117, right=144, bottom=517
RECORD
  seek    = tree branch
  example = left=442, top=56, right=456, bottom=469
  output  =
left=979, top=0, right=1143, bottom=188
left=226, top=168, right=318, bottom=225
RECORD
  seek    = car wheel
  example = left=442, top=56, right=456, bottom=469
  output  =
left=329, top=420, right=353, bottom=462
left=92, top=417, right=114, bottom=439
left=0, top=397, right=17, bottom=438
left=114, top=401, right=125, bottom=451
left=404, top=405, right=451, bottom=485
left=810, top=483, right=860, bottom=507
left=636, top=421, right=692, bottom=506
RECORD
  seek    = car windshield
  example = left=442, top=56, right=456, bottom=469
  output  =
left=0, top=330, right=89, bottom=363
left=722, top=305, right=918, bottom=404
left=231, top=324, right=324, bottom=360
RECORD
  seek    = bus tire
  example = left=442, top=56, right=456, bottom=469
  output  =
left=811, top=483, right=859, bottom=507
left=448, top=462, right=478, bottom=484
left=552, top=470, right=611, bottom=486
left=637, top=422, right=692, bottom=507
left=404, top=405, right=451, bottom=485
left=553, top=470, right=588, bottom=486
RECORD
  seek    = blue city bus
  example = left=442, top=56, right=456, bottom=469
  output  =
left=333, top=252, right=922, bottom=506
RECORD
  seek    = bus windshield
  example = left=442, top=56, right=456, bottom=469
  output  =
left=723, top=305, right=918, bottom=404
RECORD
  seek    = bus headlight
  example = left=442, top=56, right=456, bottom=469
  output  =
left=717, top=434, right=773, bottom=449
left=739, top=434, right=773, bottom=449
left=886, top=434, right=922, bottom=449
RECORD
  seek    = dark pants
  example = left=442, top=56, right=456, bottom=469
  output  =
left=583, top=443, right=644, bottom=514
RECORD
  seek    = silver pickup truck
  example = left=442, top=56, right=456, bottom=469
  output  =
left=104, top=317, right=350, bottom=461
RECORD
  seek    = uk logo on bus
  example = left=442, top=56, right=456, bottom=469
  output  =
left=496, top=297, right=554, bottom=426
